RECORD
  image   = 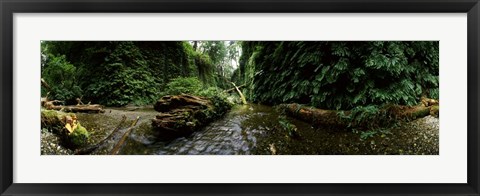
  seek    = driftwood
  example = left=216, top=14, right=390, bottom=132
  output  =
left=42, top=99, right=104, bottom=113
left=154, top=94, right=210, bottom=112
left=41, top=94, right=64, bottom=107
left=74, top=115, right=127, bottom=155
left=152, top=94, right=230, bottom=141
left=40, top=78, right=104, bottom=113
left=46, top=104, right=105, bottom=113
left=421, top=97, right=439, bottom=107
left=41, top=78, right=52, bottom=91
left=224, top=84, right=246, bottom=93
left=231, top=82, right=247, bottom=105
left=110, top=116, right=140, bottom=155
left=279, top=103, right=438, bottom=128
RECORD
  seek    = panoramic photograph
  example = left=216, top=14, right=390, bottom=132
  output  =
left=40, top=41, right=439, bottom=155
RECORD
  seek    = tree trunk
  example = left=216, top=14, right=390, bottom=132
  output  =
left=279, top=103, right=437, bottom=128
left=74, top=115, right=127, bottom=155
left=46, top=104, right=105, bottom=113
left=152, top=94, right=230, bottom=141
left=231, top=82, right=247, bottom=105
left=110, top=116, right=140, bottom=155
left=193, top=41, right=198, bottom=51
left=224, top=84, right=246, bottom=93
left=41, top=78, right=52, bottom=91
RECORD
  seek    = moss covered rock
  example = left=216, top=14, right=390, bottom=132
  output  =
left=41, top=109, right=64, bottom=132
left=430, top=105, right=439, bottom=118
left=68, top=123, right=90, bottom=148
left=41, top=109, right=90, bottom=149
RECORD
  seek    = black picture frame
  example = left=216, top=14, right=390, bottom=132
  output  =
left=1, top=0, right=479, bottom=195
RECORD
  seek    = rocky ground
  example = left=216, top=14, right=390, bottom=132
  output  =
left=40, top=107, right=439, bottom=155
left=41, top=129, right=73, bottom=155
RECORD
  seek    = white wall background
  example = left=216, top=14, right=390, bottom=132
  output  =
left=13, top=13, right=467, bottom=183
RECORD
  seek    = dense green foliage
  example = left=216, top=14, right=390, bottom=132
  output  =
left=42, top=41, right=223, bottom=106
left=42, top=41, right=438, bottom=111
left=162, top=77, right=204, bottom=96
left=237, top=41, right=439, bottom=110
left=161, top=77, right=230, bottom=101
left=42, top=41, right=242, bottom=106
left=41, top=53, right=82, bottom=102
left=194, top=53, right=216, bottom=86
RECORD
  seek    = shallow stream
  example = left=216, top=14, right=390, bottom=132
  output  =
left=41, top=104, right=439, bottom=155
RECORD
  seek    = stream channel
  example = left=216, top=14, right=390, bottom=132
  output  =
left=41, top=104, right=439, bottom=155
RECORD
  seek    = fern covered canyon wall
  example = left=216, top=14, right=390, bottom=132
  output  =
left=41, top=41, right=439, bottom=155
left=236, top=41, right=439, bottom=110
left=42, top=41, right=238, bottom=106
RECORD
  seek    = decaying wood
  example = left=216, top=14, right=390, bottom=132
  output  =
left=41, top=110, right=68, bottom=132
left=42, top=99, right=64, bottom=106
left=152, top=94, right=230, bottom=141
left=280, top=103, right=438, bottom=128
left=154, top=94, right=211, bottom=112
left=429, top=105, right=439, bottom=118
left=41, top=95, right=64, bottom=108
left=41, top=96, right=103, bottom=112
left=224, top=84, right=246, bottom=93
left=41, top=110, right=91, bottom=148
left=279, top=104, right=345, bottom=127
left=41, top=78, right=52, bottom=91
left=231, top=82, right=247, bottom=105
left=74, top=115, right=127, bottom=155
left=76, top=97, right=85, bottom=105
left=421, top=97, right=439, bottom=107
left=110, top=116, right=140, bottom=155
left=40, top=79, right=104, bottom=113
left=46, top=104, right=105, bottom=113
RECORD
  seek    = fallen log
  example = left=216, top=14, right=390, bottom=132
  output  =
left=430, top=105, right=439, bottom=118
left=279, top=103, right=437, bottom=129
left=41, top=109, right=90, bottom=148
left=42, top=99, right=64, bottom=107
left=47, top=104, right=105, bottom=113
left=421, top=97, right=439, bottom=106
left=74, top=115, right=127, bottom=155
left=110, top=116, right=140, bottom=155
left=154, top=94, right=210, bottom=112
left=279, top=104, right=346, bottom=128
left=231, top=82, right=247, bottom=105
left=41, top=78, right=52, bottom=91
left=41, top=95, right=64, bottom=107
left=152, top=94, right=231, bottom=141
left=41, top=109, right=69, bottom=133
left=224, top=84, right=246, bottom=93
left=39, top=84, right=104, bottom=113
